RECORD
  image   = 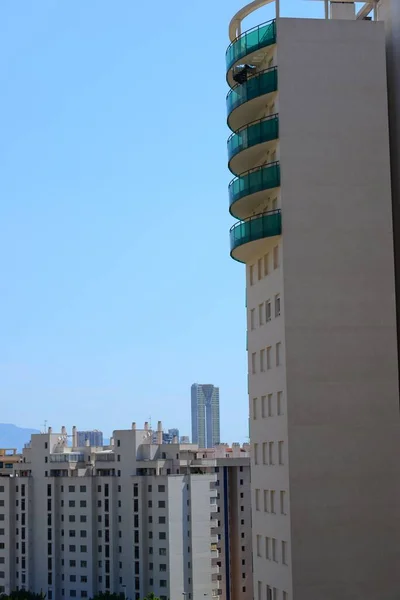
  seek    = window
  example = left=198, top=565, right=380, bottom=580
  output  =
left=69, top=515, right=76, bottom=523
left=80, top=486, right=86, bottom=493
left=257, top=258, right=262, bottom=280
left=262, top=443, right=267, bottom=465
left=251, top=353, right=256, bottom=375
left=257, top=581, right=262, bottom=600
left=68, top=486, right=75, bottom=493
left=263, top=253, right=269, bottom=276
left=70, top=575, right=76, bottom=582
left=158, top=501, right=165, bottom=508
left=254, top=443, right=259, bottom=465
left=158, top=485, right=165, bottom=493
left=69, top=545, right=76, bottom=552
left=80, top=530, right=87, bottom=538
left=69, top=530, right=76, bottom=537
left=270, top=491, right=276, bottom=514
left=70, top=592, right=76, bottom=598
left=160, top=580, right=167, bottom=588
left=277, top=391, right=283, bottom=415
left=282, top=541, right=288, bottom=565
left=278, top=441, right=284, bottom=465
left=256, top=535, right=261, bottom=557
left=261, top=395, right=266, bottom=418
left=255, top=489, right=260, bottom=511
left=260, top=349, right=265, bottom=372
left=267, top=587, right=272, bottom=600
left=81, top=561, right=87, bottom=568
left=259, top=303, right=264, bottom=326
left=253, top=398, right=257, bottom=420
left=250, top=308, right=255, bottom=331
left=82, top=593, right=88, bottom=598
left=280, top=490, right=286, bottom=515
left=273, top=245, right=279, bottom=269
left=158, top=516, right=166, bottom=524
left=264, top=490, right=269, bottom=512
left=249, top=265, right=254, bottom=286
left=266, top=346, right=272, bottom=369
left=265, top=537, right=270, bottom=560
left=265, top=300, right=271, bottom=322
left=159, top=532, right=166, bottom=540
left=283, top=593, right=288, bottom=600
left=69, top=560, right=76, bottom=568
left=268, top=394, right=273, bottom=417
left=80, top=515, right=86, bottom=523
left=159, top=548, right=166, bottom=556
left=275, top=294, right=281, bottom=317
left=272, top=538, right=277, bottom=562
left=269, top=442, right=274, bottom=465
left=69, top=500, right=75, bottom=508
left=276, top=342, right=281, bottom=366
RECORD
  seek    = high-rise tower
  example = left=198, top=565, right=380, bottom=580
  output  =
left=191, top=384, right=220, bottom=448
left=226, top=1, right=400, bottom=598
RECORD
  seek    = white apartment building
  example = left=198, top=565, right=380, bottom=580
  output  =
left=0, top=423, right=252, bottom=600
left=226, top=1, right=400, bottom=599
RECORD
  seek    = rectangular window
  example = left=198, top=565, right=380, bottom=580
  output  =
left=249, top=265, right=254, bottom=286
left=273, top=588, right=278, bottom=600
left=255, top=489, right=260, bottom=511
left=268, top=394, right=273, bottom=417
left=68, top=486, right=75, bottom=493
left=160, top=580, right=167, bottom=588
left=261, top=395, right=266, bottom=418
left=278, top=441, right=284, bottom=465
left=264, top=490, right=269, bottom=513
left=277, top=391, right=283, bottom=415
left=253, top=398, right=257, bottom=420
left=268, top=442, right=274, bottom=465
left=266, top=346, right=271, bottom=370
left=250, top=309, right=255, bottom=331
left=280, top=490, right=286, bottom=515
left=251, top=353, right=256, bottom=375
left=282, top=541, right=288, bottom=565
left=265, top=300, right=271, bottom=322
left=256, top=535, right=261, bottom=557
left=257, top=581, right=262, bottom=600
left=275, top=294, right=281, bottom=317
left=262, top=443, right=268, bottom=465
left=273, top=245, right=279, bottom=269
left=265, top=537, right=270, bottom=560
left=68, top=501, right=75, bottom=508
left=283, top=593, right=288, bottom=600
left=263, top=253, right=269, bottom=276
left=158, top=485, right=165, bottom=493
left=270, top=490, right=276, bottom=514
left=272, top=538, right=277, bottom=562
left=254, top=443, right=259, bottom=465
left=257, top=258, right=262, bottom=280
left=158, top=501, right=166, bottom=508
left=80, top=486, right=86, bottom=493
left=260, top=349, right=265, bottom=372
left=159, top=532, right=166, bottom=540
left=276, top=342, right=281, bottom=366
left=259, top=304, right=264, bottom=326
left=159, top=516, right=166, bottom=524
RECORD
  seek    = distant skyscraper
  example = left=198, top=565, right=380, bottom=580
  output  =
left=191, top=384, right=220, bottom=448
left=76, top=430, right=103, bottom=447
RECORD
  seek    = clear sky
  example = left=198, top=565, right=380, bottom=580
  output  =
left=0, top=0, right=334, bottom=441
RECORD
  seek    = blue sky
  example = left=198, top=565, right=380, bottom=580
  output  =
left=0, top=0, right=328, bottom=441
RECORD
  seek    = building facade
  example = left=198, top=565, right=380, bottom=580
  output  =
left=191, top=384, right=220, bottom=448
left=0, top=424, right=251, bottom=600
left=226, top=1, right=400, bottom=599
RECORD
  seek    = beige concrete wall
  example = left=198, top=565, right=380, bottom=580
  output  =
left=277, top=16, right=400, bottom=600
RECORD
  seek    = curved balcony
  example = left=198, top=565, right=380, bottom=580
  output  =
left=229, top=162, right=280, bottom=219
left=227, top=114, right=279, bottom=175
left=227, top=67, right=278, bottom=132
left=230, top=210, right=282, bottom=263
left=226, top=19, right=276, bottom=85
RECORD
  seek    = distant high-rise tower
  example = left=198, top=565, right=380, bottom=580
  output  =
left=76, top=430, right=103, bottom=447
left=191, top=384, right=220, bottom=448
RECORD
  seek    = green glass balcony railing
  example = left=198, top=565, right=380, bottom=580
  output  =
left=226, top=20, right=276, bottom=72
left=229, top=162, right=280, bottom=212
left=227, top=114, right=279, bottom=165
left=230, top=210, right=282, bottom=257
left=227, top=67, right=278, bottom=121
